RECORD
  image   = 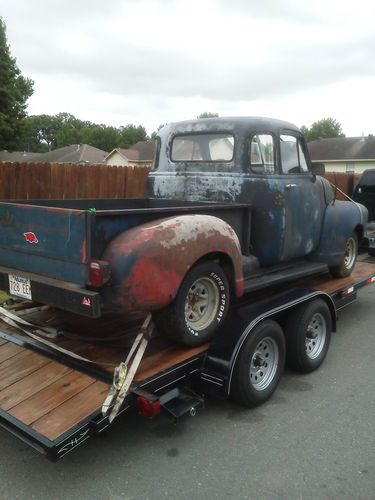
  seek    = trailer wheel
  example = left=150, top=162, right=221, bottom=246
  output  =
left=285, top=299, right=332, bottom=373
left=330, top=232, right=358, bottom=278
left=230, top=320, right=285, bottom=407
left=154, top=261, right=230, bottom=347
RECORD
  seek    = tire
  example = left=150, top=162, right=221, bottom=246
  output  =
left=368, top=250, right=375, bottom=257
left=285, top=299, right=332, bottom=373
left=230, top=319, right=285, bottom=407
left=153, top=261, right=230, bottom=347
left=330, top=232, right=358, bottom=278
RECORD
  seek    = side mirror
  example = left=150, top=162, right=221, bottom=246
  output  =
left=311, top=162, right=325, bottom=176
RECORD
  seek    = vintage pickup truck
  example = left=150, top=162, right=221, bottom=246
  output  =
left=0, top=117, right=367, bottom=346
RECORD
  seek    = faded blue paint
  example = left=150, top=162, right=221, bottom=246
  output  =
left=0, top=203, right=89, bottom=284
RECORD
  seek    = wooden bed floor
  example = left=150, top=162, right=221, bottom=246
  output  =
left=0, top=338, right=109, bottom=440
left=0, top=312, right=208, bottom=442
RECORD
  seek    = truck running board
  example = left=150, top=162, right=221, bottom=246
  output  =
left=244, top=261, right=328, bottom=293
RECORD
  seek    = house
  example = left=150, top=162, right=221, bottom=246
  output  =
left=0, top=151, right=41, bottom=162
left=105, top=141, right=156, bottom=167
left=35, top=144, right=108, bottom=164
left=308, top=135, right=375, bottom=173
left=0, top=145, right=107, bottom=164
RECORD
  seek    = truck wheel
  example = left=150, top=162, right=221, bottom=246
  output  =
left=230, top=320, right=285, bottom=407
left=154, top=261, right=230, bottom=347
left=330, top=232, right=358, bottom=278
left=285, top=299, right=332, bottom=373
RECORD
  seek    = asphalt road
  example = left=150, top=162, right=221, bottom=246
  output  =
left=0, top=286, right=375, bottom=500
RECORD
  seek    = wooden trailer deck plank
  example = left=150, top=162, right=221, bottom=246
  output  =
left=135, top=343, right=208, bottom=381
left=0, top=342, right=24, bottom=363
left=309, top=261, right=374, bottom=294
left=0, top=338, right=7, bottom=346
left=9, top=371, right=96, bottom=425
left=31, top=380, right=109, bottom=440
left=0, top=362, right=71, bottom=411
left=0, top=350, right=50, bottom=391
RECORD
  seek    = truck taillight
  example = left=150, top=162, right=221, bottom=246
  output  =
left=89, top=260, right=110, bottom=287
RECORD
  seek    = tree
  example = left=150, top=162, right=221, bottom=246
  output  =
left=197, top=112, right=219, bottom=119
left=0, top=18, right=34, bottom=150
left=301, top=118, right=345, bottom=142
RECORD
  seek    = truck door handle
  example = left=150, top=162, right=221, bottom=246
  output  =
left=285, top=184, right=297, bottom=189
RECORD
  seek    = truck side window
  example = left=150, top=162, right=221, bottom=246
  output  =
left=249, top=134, right=275, bottom=174
left=280, top=135, right=309, bottom=173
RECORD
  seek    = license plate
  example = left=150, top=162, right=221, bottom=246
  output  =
left=8, top=274, right=32, bottom=300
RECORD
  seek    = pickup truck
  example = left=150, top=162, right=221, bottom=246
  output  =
left=0, top=117, right=367, bottom=346
left=352, top=168, right=375, bottom=255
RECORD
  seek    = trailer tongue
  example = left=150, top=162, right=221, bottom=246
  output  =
left=0, top=258, right=374, bottom=460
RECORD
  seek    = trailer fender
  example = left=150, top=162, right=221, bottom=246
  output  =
left=101, top=214, right=244, bottom=313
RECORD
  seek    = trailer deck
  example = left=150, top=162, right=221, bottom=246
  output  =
left=0, top=257, right=374, bottom=460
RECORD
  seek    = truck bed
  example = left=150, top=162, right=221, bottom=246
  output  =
left=0, top=256, right=374, bottom=459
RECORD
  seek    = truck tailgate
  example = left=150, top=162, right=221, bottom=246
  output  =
left=0, top=202, right=90, bottom=285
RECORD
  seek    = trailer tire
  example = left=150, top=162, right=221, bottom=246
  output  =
left=154, top=261, right=230, bottom=347
left=285, top=299, right=332, bottom=373
left=230, top=320, right=285, bottom=408
left=330, top=232, right=358, bottom=278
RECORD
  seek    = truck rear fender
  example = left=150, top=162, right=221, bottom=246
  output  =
left=101, top=214, right=244, bottom=312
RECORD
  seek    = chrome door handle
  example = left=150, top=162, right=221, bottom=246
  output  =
left=285, top=184, right=297, bottom=189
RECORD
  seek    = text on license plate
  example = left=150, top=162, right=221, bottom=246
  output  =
left=8, top=274, right=32, bottom=300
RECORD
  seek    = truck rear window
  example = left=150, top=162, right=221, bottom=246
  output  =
left=171, top=133, right=234, bottom=162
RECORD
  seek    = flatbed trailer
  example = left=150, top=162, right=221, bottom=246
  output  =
left=0, top=257, right=374, bottom=460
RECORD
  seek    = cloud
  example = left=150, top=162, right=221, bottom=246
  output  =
left=2, top=0, right=375, bottom=135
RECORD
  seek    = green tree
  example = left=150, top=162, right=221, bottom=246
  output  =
left=197, top=112, right=219, bottom=119
left=118, top=124, right=147, bottom=148
left=23, top=114, right=61, bottom=151
left=301, top=118, right=345, bottom=142
left=0, top=18, right=34, bottom=150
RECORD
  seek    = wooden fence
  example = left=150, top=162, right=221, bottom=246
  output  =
left=0, top=162, right=359, bottom=200
left=0, top=162, right=151, bottom=200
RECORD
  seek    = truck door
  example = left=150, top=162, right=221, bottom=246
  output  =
left=278, top=133, right=325, bottom=260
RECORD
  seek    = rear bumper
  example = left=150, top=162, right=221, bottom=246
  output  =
left=0, top=268, right=101, bottom=318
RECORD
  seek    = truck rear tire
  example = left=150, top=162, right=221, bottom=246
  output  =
left=230, top=319, right=285, bottom=407
left=285, top=299, right=332, bottom=373
left=153, top=261, right=230, bottom=347
left=330, top=232, right=358, bottom=278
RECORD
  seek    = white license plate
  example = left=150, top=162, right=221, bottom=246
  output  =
left=8, top=274, right=32, bottom=300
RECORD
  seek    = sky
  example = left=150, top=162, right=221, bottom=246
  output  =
left=1, top=0, right=375, bottom=137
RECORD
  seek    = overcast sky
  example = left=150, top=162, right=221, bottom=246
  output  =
left=1, top=0, right=375, bottom=136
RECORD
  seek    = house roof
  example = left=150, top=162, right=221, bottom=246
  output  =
left=37, top=144, right=108, bottom=163
left=308, top=135, right=375, bottom=161
left=0, top=145, right=108, bottom=164
left=105, top=141, right=156, bottom=163
left=0, top=151, right=41, bottom=162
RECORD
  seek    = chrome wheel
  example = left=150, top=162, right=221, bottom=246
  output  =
left=344, top=236, right=356, bottom=270
left=250, top=337, right=279, bottom=391
left=185, top=276, right=220, bottom=331
left=305, top=312, right=326, bottom=359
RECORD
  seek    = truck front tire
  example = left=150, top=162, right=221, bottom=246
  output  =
left=230, top=320, right=286, bottom=407
left=330, top=232, right=358, bottom=278
left=154, top=261, right=230, bottom=347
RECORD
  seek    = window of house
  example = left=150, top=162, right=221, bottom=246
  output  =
left=248, top=134, right=275, bottom=174
left=346, top=162, right=355, bottom=173
left=171, top=133, right=234, bottom=162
